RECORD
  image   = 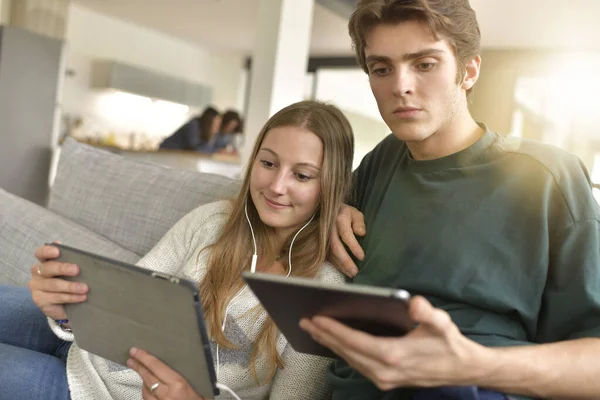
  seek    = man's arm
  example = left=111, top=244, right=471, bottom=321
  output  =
left=481, top=337, right=600, bottom=399
left=300, top=296, right=600, bottom=399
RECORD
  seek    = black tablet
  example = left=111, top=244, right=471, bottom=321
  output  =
left=242, top=272, right=414, bottom=358
left=50, top=243, right=219, bottom=398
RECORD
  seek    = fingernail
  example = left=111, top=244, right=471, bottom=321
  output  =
left=130, top=347, right=138, bottom=356
left=126, top=358, right=134, bottom=367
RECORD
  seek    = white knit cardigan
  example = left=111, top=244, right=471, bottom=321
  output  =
left=49, top=200, right=345, bottom=399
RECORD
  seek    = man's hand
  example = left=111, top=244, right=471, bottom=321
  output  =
left=128, top=347, right=208, bottom=400
left=330, top=204, right=366, bottom=277
left=300, top=296, right=490, bottom=391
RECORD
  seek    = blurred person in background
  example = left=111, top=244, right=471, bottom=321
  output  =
left=214, top=109, right=244, bottom=154
left=159, top=106, right=222, bottom=152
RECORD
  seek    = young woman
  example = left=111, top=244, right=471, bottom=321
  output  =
left=0, top=100, right=355, bottom=400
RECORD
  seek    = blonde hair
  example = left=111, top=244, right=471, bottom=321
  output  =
left=199, top=100, right=354, bottom=383
left=349, top=0, right=481, bottom=95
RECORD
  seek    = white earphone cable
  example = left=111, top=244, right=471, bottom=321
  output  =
left=217, top=200, right=257, bottom=380
left=216, top=382, right=242, bottom=400
left=216, top=203, right=315, bottom=396
left=286, top=212, right=316, bottom=277
left=245, top=201, right=258, bottom=273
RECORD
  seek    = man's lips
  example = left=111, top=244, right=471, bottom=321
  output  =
left=393, top=107, right=422, bottom=118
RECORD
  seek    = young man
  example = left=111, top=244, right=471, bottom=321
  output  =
left=300, top=0, right=600, bottom=399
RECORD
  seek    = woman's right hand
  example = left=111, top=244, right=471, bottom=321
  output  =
left=28, top=244, right=88, bottom=320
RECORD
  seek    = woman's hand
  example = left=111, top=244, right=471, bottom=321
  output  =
left=28, top=243, right=88, bottom=320
left=128, top=347, right=209, bottom=400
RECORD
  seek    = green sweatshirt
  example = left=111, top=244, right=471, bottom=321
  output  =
left=328, top=127, right=600, bottom=400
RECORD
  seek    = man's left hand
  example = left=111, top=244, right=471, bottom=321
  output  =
left=300, top=296, right=492, bottom=391
left=128, top=347, right=209, bottom=400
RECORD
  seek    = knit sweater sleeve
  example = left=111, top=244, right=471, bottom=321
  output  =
left=269, top=345, right=333, bottom=400
left=48, top=200, right=231, bottom=341
left=269, top=263, right=346, bottom=399
left=135, top=200, right=231, bottom=275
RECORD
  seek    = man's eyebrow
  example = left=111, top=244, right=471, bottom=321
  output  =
left=259, top=148, right=321, bottom=171
left=365, top=48, right=446, bottom=65
left=402, top=48, right=445, bottom=61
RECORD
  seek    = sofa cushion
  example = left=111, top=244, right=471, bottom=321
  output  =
left=48, top=139, right=240, bottom=257
left=0, top=188, right=139, bottom=287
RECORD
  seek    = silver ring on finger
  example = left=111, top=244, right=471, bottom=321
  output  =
left=149, top=382, right=161, bottom=394
left=37, top=263, right=43, bottom=276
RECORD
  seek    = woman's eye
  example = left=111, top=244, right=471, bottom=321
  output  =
left=295, top=173, right=311, bottom=182
left=260, top=160, right=276, bottom=168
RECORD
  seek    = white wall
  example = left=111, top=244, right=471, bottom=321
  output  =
left=343, top=110, right=391, bottom=170
left=314, top=68, right=390, bottom=169
left=61, top=4, right=245, bottom=141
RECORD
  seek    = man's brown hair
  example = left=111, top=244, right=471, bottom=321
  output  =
left=349, top=0, right=481, bottom=94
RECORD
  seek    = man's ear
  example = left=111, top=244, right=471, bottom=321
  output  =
left=462, top=55, right=481, bottom=91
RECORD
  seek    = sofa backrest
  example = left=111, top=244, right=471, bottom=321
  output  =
left=0, top=187, right=141, bottom=287
left=48, top=139, right=240, bottom=256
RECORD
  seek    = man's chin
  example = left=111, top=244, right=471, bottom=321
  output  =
left=390, top=127, right=429, bottom=142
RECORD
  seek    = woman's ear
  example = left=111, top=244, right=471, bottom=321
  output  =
left=462, top=55, right=481, bottom=91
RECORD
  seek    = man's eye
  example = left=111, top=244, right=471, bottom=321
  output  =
left=371, top=67, right=390, bottom=76
left=418, top=63, right=436, bottom=71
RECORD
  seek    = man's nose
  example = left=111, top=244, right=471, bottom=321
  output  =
left=391, top=69, right=415, bottom=97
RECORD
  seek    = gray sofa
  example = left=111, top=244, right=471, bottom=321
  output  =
left=0, top=138, right=240, bottom=287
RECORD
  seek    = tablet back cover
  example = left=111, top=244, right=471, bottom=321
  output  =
left=244, top=272, right=412, bottom=359
left=56, top=245, right=217, bottom=398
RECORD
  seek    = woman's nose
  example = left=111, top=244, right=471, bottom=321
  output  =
left=268, top=173, right=287, bottom=194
